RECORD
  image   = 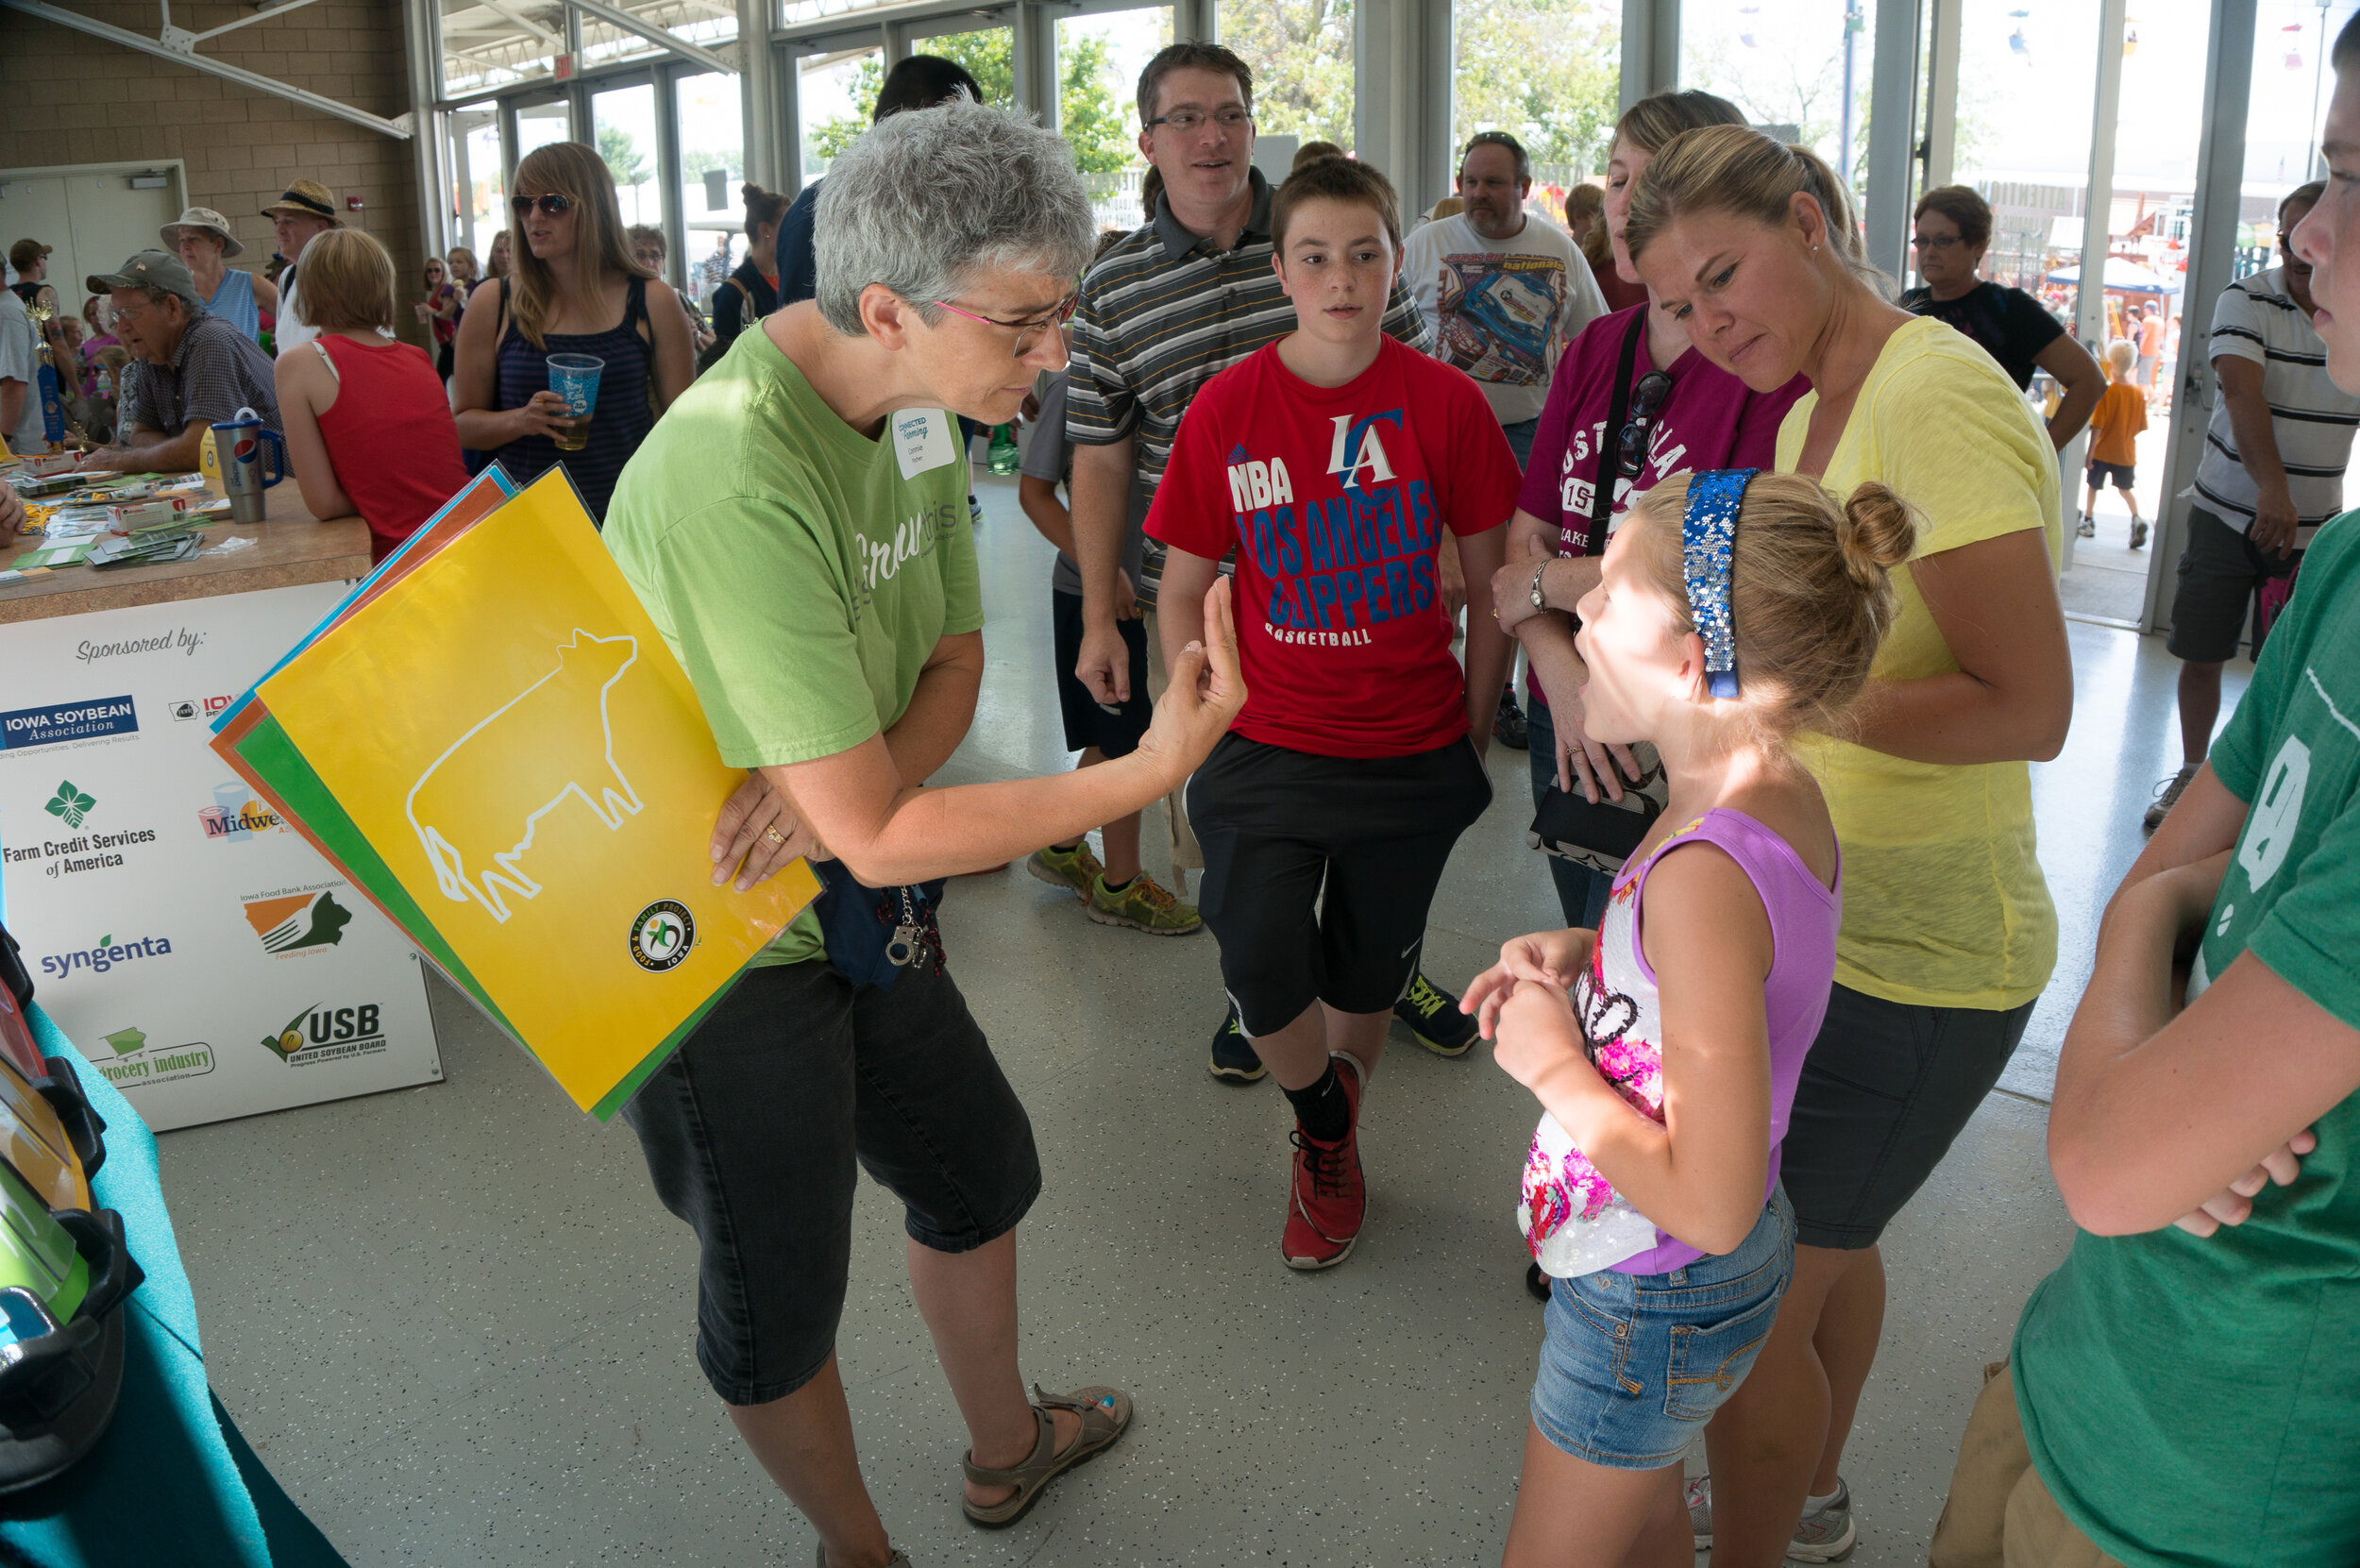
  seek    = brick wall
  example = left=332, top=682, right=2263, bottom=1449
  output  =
left=0, top=0, right=430, bottom=347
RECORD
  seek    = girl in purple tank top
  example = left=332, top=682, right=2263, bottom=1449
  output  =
left=1459, top=469, right=1915, bottom=1563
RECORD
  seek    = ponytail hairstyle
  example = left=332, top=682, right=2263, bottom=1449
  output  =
left=742, top=182, right=791, bottom=238
left=1623, top=123, right=1889, bottom=295
left=1626, top=470, right=1916, bottom=742
left=1613, top=88, right=1747, bottom=158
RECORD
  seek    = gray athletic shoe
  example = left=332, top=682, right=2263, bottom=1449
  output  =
left=2144, top=764, right=2200, bottom=834
left=1686, top=1475, right=1858, bottom=1562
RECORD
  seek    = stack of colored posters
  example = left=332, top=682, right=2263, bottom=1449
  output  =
left=207, top=467, right=819, bottom=1119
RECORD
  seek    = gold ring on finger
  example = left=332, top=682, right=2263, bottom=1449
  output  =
left=764, top=826, right=787, bottom=846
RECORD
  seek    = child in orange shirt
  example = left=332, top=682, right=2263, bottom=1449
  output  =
left=2082, top=337, right=2150, bottom=548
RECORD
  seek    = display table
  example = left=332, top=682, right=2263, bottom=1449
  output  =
left=0, top=487, right=373, bottom=623
left=0, top=479, right=441, bottom=1131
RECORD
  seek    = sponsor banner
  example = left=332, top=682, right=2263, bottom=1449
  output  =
left=0, top=585, right=439, bottom=1130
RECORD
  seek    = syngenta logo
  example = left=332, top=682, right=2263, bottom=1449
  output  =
left=42, top=780, right=95, bottom=829
left=40, top=932, right=173, bottom=979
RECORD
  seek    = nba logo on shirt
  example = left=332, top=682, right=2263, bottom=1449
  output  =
left=1327, top=411, right=1404, bottom=493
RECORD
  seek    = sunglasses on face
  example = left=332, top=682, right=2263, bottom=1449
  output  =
left=1617, top=372, right=1672, bottom=479
left=511, top=193, right=575, bottom=218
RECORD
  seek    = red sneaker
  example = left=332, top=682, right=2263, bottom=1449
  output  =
left=1282, top=1053, right=1367, bottom=1271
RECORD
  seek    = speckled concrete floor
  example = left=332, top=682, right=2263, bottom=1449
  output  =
left=154, top=476, right=2243, bottom=1565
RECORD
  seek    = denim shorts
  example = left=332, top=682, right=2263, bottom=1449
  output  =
left=1530, top=1186, right=1795, bottom=1470
left=620, top=957, right=1041, bottom=1406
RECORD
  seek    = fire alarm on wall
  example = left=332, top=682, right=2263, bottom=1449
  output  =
left=346, top=195, right=363, bottom=211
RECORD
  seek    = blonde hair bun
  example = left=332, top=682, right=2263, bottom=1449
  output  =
left=1837, top=482, right=1918, bottom=584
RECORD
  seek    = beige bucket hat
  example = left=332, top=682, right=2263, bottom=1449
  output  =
left=160, top=206, right=244, bottom=258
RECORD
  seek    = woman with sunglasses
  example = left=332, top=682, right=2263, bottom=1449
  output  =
left=415, top=257, right=463, bottom=380
left=452, top=142, right=695, bottom=522
left=1900, top=184, right=2102, bottom=453
left=1489, top=91, right=1810, bottom=935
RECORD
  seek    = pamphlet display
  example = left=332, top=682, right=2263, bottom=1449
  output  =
left=211, top=468, right=818, bottom=1119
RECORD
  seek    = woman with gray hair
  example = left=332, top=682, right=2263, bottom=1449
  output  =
left=602, top=100, right=1244, bottom=1568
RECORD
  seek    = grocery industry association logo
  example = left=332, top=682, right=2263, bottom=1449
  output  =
left=92, top=1024, right=214, bottom=1088
left=42, top=780, right=95, bottom=829
left=628, top=900, right=693, bottom=972
left=260, top=1000, right=388, bottom=1066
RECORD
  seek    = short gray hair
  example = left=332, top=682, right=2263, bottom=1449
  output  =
left=815, top=99, right=1096, bottom=337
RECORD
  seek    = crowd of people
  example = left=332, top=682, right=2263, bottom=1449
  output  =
left=3, top=28, right=2356, bottom=1568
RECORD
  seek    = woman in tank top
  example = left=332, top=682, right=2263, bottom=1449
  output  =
left=163, top=207, right=278, bottom=346
left=274, top=228, right=471, bottom=565
left=451, top=143, right=695, bottom=523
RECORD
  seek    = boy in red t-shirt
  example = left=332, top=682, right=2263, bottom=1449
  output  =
left=1149, top=157, right=1519, bottom=1270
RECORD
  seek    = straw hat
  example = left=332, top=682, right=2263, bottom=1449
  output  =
left=160, top=207, right=244, bottom=259
left=260, top=180, right=343, bottom=226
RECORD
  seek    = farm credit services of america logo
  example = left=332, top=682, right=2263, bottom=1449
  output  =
left=42, top=780, right=95, bottom=829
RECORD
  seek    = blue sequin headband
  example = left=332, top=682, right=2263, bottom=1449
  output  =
left=1682, top=468, right=1757, bottom=700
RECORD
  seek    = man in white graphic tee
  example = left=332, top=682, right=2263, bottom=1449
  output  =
left=1403, top=130, right=1608, bottom=746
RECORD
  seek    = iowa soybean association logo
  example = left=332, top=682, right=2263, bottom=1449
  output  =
left=261, top=1001, right=388, bottom=1066
left=629, top=901, right=693, bottom=972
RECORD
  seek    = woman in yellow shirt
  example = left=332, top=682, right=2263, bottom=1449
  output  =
left=1627, top=126, right=2073, bottom=1565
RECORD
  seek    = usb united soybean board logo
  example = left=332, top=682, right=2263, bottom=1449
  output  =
left=42, top=781, right=95, bottom=830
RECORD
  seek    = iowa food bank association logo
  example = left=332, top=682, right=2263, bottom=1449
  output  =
left=243, top=887, right=352, bottom=955
left=260, top=1001, right=388, bottom=1067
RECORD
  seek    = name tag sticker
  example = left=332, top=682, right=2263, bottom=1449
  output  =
left=892, top=409, right=960, bottom=480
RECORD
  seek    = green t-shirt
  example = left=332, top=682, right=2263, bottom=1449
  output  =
left=603, top=324, right=981, bottom=966
left=2012, top=514, right=2360, bottom=1566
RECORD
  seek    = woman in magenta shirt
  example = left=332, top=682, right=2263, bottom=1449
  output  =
left=272, top=229, right=470, bottom=564
left=1490, top=90, right=1809, bottom=928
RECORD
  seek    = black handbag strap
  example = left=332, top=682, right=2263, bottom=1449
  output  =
left=1585, top=309, right=1649, bottom=558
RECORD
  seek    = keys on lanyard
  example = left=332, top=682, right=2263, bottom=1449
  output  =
left=885, top=885, right=926, bottom=969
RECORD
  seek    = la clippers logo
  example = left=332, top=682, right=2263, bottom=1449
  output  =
left=1325, top=410, right=1403, bottom=493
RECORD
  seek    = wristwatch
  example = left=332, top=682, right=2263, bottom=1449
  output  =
left=1528, top=560, right=1551, bottom=612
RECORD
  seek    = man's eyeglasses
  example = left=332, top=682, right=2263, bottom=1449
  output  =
left=1146, top=107, right=1253, bottom=134
left=511, top=193, right=575, bottom=218
left=933, top=293, right=1080, bottom=358
left=1912, top=232, right=1964, bottom=251
left=1617, top=372, right=1672, bottom=479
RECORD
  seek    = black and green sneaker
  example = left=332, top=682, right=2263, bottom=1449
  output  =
left=1394, top=970, right=1477, bottom=1057
left=1208, top=1001, right=1266, bottom=1084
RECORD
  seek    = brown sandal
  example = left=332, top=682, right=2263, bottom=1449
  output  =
left=959, top=1383, right=1133, bottom=1528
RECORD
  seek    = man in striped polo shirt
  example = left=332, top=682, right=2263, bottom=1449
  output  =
left=1066, top=42, right=1483, bottom=1082
left=2149, top=182, right=2360, bottom=830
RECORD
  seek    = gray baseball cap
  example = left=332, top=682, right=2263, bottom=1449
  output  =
left=86, top=249, right=202, bottom=310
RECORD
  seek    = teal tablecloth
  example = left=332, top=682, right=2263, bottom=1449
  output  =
left=0, top=1004, right=349, bottom=1567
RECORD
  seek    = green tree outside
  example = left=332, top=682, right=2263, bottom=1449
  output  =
left=598, top=123, right=648, bottom=189
left=1453, top=0, right=1622, bottom=181
left=1221, top=0, right=1356, bottom=147
left=810, top=30, right=1137, bottom=174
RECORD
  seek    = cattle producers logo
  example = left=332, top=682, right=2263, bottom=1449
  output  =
left=261, top=1001, right=388, bottom=1067
left=0, top=697, right=138, bottom=752
left=42, top=780, right=95, bottom=829
left=38, top=933, right=172, bottom=980
left=91, top=1024, right=214, bottom=1088
left=628, top=901, right=694, bottom=972
left=243, top=887, right=352, bottom=955
left=169, top=695, right=237, bottom=723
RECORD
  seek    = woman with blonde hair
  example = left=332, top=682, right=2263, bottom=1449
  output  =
left=274, top=228, right=470, bottom=564
left=1626, top=122, right=2071, bottom=1564
left=486, top=229, right=513, bottom=279
left=451, top=142, right=695, bottom=521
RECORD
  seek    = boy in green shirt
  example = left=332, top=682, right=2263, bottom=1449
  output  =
left=1928, top=22, right=2360, bottom=1563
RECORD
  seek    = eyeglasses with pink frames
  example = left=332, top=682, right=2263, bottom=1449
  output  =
left=931, top=292, right=1080, bottom=358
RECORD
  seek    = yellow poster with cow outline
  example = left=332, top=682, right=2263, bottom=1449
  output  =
left=259, top=470, right=815, bottom=1112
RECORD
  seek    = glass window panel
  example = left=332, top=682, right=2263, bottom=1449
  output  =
left=1946, top=0, right=2099, bottom=314
left=447, top=105, right=508, bottom=264
left=1221, top=0, right=1355, bottom=151
left=1060, top=8, right=1173, bottom=230
left=441, top=0, right=563, bottom=96
left=676, top=71, right=750, bottom=308
left=592, top=80, right=664, bottom=230
left=1453, top=0, right=1620, bottom=229
left=516, top=97, right=574, bottom=163
left=1680, top=0, right=1875, bottom=211
left=800, top=46, right=882, bottom=185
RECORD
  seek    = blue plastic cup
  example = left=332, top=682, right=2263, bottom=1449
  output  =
left=546, top=353, right=604, bottom=452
